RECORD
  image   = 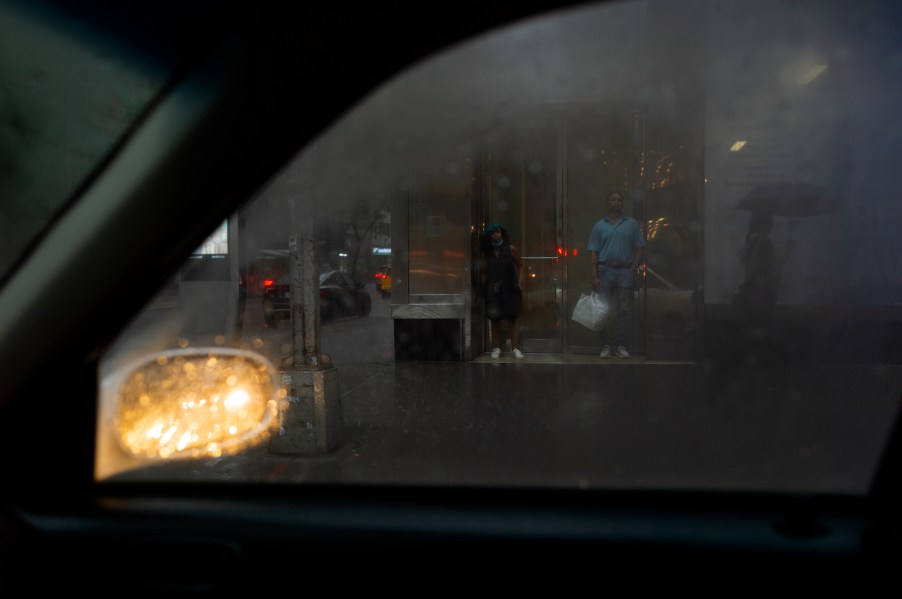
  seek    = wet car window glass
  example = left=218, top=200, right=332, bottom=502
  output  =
left=97, top=0, right=902, bottom=492
left=0, top=1, right=169, bottom=280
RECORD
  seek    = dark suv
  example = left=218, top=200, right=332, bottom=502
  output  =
left=263, top=270, right=372, bottom=325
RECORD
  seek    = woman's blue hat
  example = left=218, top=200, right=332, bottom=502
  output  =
left=482, top=223, right=504, bottom=236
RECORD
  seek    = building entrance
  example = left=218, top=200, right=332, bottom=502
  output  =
left=391, top=109, right=701, bottom=363
left=476, top=111, right=665, bottom=358
left=478, top=119, right=564, bottom=353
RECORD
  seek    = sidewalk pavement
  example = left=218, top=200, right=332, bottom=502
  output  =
left=116, top=356, right=902, bottom=497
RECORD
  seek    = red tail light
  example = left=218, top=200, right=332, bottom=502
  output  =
left=263, top=279, right=274, bottom=288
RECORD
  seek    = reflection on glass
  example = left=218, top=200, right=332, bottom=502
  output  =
left=97, top=348, right=279, bottom=480
left=97, top=0, right=902, bottom=493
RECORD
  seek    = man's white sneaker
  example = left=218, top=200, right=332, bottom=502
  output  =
left=599, top=345, right=611, bottom=359
left=513, top=348, right=524, bottom=359
left=616, top=346, right=630, bottom=359
left=491, top=348, right=501, bottom=359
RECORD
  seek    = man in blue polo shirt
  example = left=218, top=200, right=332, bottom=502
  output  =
left=587, top=190, right=646, bottom=358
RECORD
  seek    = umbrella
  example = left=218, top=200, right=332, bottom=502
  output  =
left=736, top=182, right=832, bottom=217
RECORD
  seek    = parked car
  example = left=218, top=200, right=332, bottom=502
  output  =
left=263, top=270, right=371, bottom=324
left=641, top=265, right=697, bottom=334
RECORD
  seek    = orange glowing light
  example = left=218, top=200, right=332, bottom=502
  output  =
left=112, top=348, right=279, bottom=461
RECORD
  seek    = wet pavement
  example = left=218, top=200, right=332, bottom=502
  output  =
left=104, top=286, right=902, bottom=493
left=113, top=350, right=902, bottom=495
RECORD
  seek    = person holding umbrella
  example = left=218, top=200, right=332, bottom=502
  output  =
left=732, top=182, right=826, bottom=325
left=732, top=209, right=794, bottom=325
left=478, top=223, right=524, bottom=359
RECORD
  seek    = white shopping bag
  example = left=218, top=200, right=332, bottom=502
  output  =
left=571, top=292, right=609, bottom=331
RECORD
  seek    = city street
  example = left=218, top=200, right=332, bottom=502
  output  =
left=243, top=284, right=395, bottom=394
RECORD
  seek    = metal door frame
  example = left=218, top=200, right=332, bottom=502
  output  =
left=561, top=108, right=647, bottom=355
left=519, top=117, right=565, bottom=353
left=478, top=118, right=565, bottom=354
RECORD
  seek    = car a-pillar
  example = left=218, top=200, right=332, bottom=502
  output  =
left=269, top=232, right=343, bottom=454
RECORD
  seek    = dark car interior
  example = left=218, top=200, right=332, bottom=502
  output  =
left=2, top=0, right=901, bottom=589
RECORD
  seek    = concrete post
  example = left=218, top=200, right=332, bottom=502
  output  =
left=269, top=226, right=343, bottom=454
left=270, top=366, right=343, bottom=454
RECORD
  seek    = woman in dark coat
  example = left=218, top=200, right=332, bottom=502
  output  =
left=478, top=223, right=524, bottom=358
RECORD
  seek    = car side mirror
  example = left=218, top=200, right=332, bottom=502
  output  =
left=96, top=347, right=281, bottom=480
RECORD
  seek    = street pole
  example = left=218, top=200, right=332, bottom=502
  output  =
left=289, top=230, right=321, bottom=366
left=270, top=221, right=343, bottom=455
